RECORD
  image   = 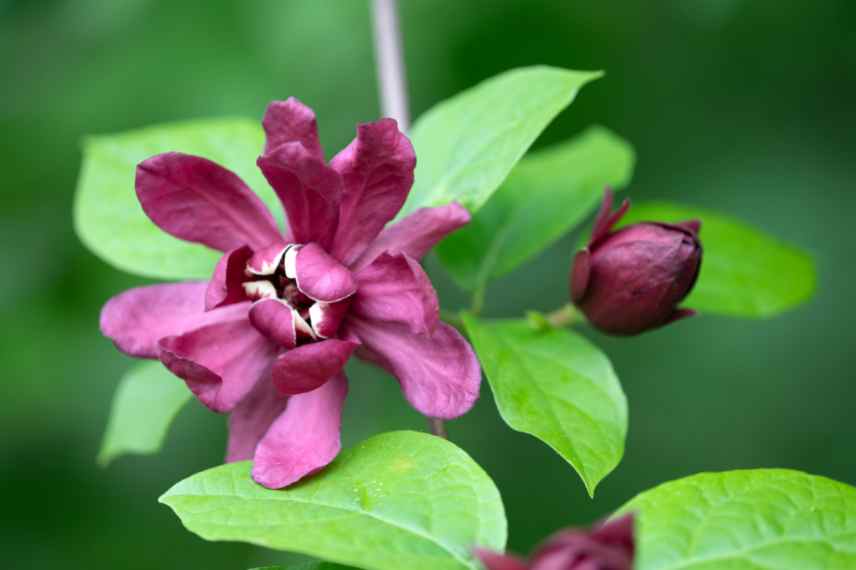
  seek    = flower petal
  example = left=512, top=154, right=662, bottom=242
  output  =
left=136, top=152, right=281, bottom=251
left=159, top=317, right=276, bottom=413
left=257, top=142, right=342, bottom=248
left=246, top=243, right=290, bottom=276
left=473, top=550, right=528, bottom=570
left=295, top=243, right=357, bottom=302
left=248, top=298, right=297, bottom=348
left=100, top=282, right=248, bottom=358
left=262, top=98, right=324, bottom=159
left=252, top=373, right=348, bottom=489
left=329, top=119, right=416, bottom=265
left=353, top=203, right=471, bottom=270
left=206, top=245, right=253, bottom=310
left=271, top=339, right=358, bottom=395
left=345, top=318, right=480, bottom=419
left=308, top=298, right=351, bottom=338
left=226, top=376, right=287, bottom=462
left=590, top=187, right=630, bottom=247
left=352, top=252, right=439, bottom=334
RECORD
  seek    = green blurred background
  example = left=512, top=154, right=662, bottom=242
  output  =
left=2, top=0, right=853, bottom=567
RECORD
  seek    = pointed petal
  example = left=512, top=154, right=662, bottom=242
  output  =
left=666, top=308, right=697, bottom=324
left=473, top=549, right=529, bottom=570
left=674, top=218, right=702, bottom=236
left=262, top=98, right=324, bottom=159
left=346, top=318, right=480, bottom=419
left=248, top=299, right=297, bottom=348
left=295, top=243, right=357, bottom=302
left=592, top=513, right=635, bottom=556
left=206, top=245, right=253, bottom=310
left=353, top=202, right=471, bottom=270
left=590, top=187, right=630, bottom=246
left=136, top=152, right=281, bottom=251
left=271, top=339, right=358, bottom=395
left=226, top=377, right=287, bottom=462
left=159, top=318, right=276, bottom=413
left=570, top=248, right=591, bottom=304
left=308, top=298, right=352, bottom=338
left=257, top=142, right=342, bottom=248
left=252, top=373, right=348, bottom=489
left=100, top=282, right=248, bottom=358
left=352, top=252, right=439, bottom=334
left=330, top=119, right=416, bottom=265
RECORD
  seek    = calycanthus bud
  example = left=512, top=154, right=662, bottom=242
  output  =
left=570, top=189, right=702, bottom=336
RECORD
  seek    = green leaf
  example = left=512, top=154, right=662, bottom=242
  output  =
left=399, top=66, right=602, bottom=219
left=462, top=316, right=627, bottom=497
left=98, top=361, right=191, bottom=466
left=160, top=431, right=507, bottom=570
left=619, top=469, right=856, bottom=570
left=615, top=202, right=816, bottom=317
left=436, top=126, right=635, bottom=290
left=75, top=118, right=281, bottom=280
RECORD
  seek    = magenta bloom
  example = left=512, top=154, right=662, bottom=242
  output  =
left=100, top=98, right=480, bottom=488
left=570, top=189, right=702, bottom=336
left=476, top=514, right=634, bottom=570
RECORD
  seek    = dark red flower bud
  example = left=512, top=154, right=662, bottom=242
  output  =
left=570, top=189, right=702, bottom=336
left=475, top=514, right=635, bottom=570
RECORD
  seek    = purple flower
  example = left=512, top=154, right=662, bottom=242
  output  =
left=100, top=98, right=480, bottom=489
left=475, top=514, right=635, bottom=570
left=570, top=189, right=702, bottom=336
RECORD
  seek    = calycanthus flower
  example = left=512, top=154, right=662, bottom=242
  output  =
left=475, top=514, right=635, bottom=570
left=570, top=189, right=702, bottom=336
left=100, top=98, right=480, bottom=488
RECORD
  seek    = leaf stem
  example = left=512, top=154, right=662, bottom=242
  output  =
left=545, top=304, right=582, bottom=328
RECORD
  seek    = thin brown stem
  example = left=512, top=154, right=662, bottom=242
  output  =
left=428, top=417, right=447, bottom=439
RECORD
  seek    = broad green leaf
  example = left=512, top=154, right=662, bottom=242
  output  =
left=75, top=118, right=282, bottom=280
left=250, top=565, right=353, bottom=570
left=462, top=316, right=627, bottom=497
left=619, top=469, right=856, bottom=570
left=98, top=361, right=191, bottom=466
left=616, top=202, right=816, bottom=317
left=436, top=126, right=635, bottom=290
left=399, top=66, right=602, bottom=219
left=160, top=431, right=507, bottom=570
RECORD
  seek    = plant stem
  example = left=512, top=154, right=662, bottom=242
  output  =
left=371, top=0, right=410, bottom=130
left=372, top=0, right=448, bottom=439
left=545, top=304, right=582, bottom=328
left=428, top=417, right=448, bottom=439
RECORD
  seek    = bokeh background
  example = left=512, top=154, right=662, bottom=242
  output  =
left=2, top=0, right=854, bottom=568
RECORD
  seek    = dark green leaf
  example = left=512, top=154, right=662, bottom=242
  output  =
left=161, top=431, right=506, bottom=570
left=616, top=202, right=816, bottom=317
left=399, top=66, right=602, bottom=219
left=436, top=126, right=634, bottom=290
left=463, top=316, right=627, bottom=496
left=75, top=118, right=281, bottom=279
left=98, top=361, right=191, bottom=466
left=619, top=469, right=856, bottom=570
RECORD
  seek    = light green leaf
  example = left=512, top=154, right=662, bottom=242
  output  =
left=436, top=126, right=635, bottom=290
left=399, top=66, right=602, bottom=219
left=75, top=118, right=282, bottom=280
left=616, top=202, right=816, bottom=317
left=98, top=361, right=191, bottom=466
left=160, top=431, right=507, bottom=570
left=462, top=316, right=627, bottom=497
left=619, top=469, right=856, bottom=570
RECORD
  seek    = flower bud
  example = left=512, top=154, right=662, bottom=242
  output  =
left=570, top=189, right=702, bottom=336
left=475, top=514, right=635, bottom=570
